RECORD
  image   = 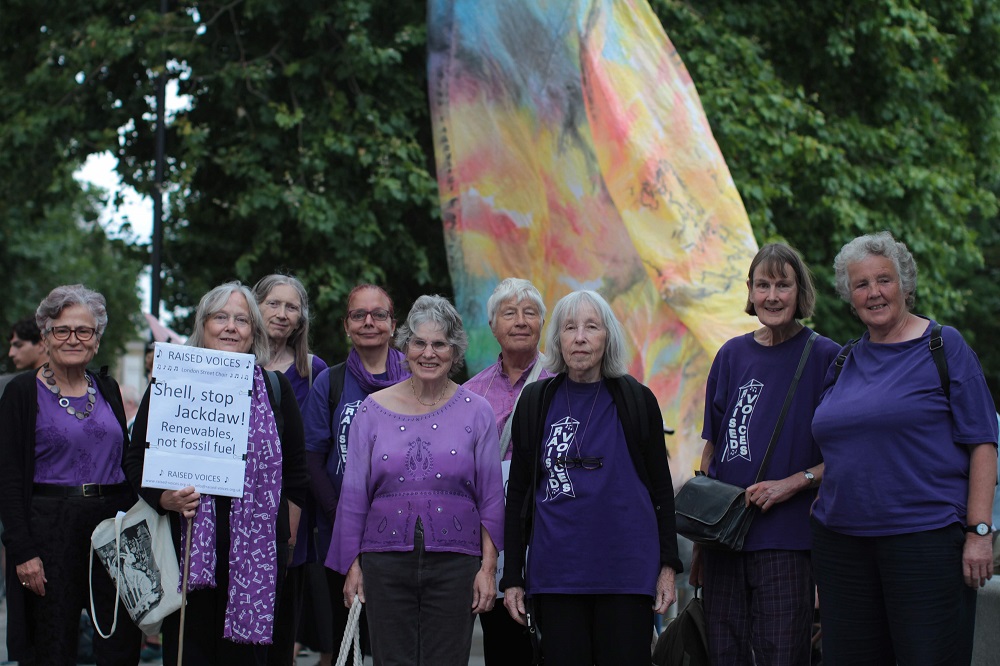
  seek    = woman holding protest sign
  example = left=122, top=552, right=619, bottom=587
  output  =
left=0, top=284, right=142, bottom=664
left=125, top=281, right=308, bottom=666
left=253, top=274, right=327, bottom=666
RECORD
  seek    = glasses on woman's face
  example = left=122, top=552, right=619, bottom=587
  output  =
left=348, top=308, right=391, bottom=322
left=409, top=338, right=451, bottom=354
left=47, top=326, right=97, bottom=342
left=554, top=456, right=604, bottom=470
left=210, top=313, right=251, bottom=328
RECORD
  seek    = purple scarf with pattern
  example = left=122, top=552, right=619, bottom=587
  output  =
left=181, top=365, right=282, bottom=644
left=346, top=346, right=409, bottom=394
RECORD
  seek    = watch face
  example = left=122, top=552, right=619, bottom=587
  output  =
left=977, top=523, right=990, bottom=536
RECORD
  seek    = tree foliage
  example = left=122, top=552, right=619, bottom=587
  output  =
left=131, top=0, right=446, bottom=362
left=3, top=0, right=1000, bottom=398
left=650, top=0, right=1000, bottom=399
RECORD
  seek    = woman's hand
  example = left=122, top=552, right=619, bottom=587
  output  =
left=745, top=476, right=802, bottom=513
left=963, top=534, right=994, bottom=588
left=503, top=586, right=527, bottom=625
left=343, top=558, right=365, bottom=607
left=159, top=486, right=200, bottom=518
left=471, top=565, right=496, bottom=614
left=653, top=565, right=676, bottom=614
left=17, top=557, right=46, bottom=597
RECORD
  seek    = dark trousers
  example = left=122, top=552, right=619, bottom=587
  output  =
left=479, top=602, right=533, bottom=666
left=22, top=494, right=142, bottom=666
left=702, top=548, right=813, bottom=666
left=811, top=518, right=977, bottom=666
left=160, top=533, right=289, bottom=666
left=533, top=593, right=653, bottom=666
left=361, top=522, right=480, bottom=666
left=267, top=562, right=305, bottom=666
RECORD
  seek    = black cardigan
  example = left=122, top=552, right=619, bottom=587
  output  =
left=499, top=373, right=683, bottom=591
left=0, top=368, right=134, bottom=659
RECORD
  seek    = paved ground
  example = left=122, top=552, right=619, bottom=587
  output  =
left=0, top=597, right=487, bottom=665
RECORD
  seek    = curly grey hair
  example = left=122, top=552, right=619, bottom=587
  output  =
left=834, top=231, right=917, bottom=310
left=36, top=284, right=109, bottom=338
left=395, top=295, right=468, bottom=377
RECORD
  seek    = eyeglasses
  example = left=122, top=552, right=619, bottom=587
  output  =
left=554, top=456, right=604, bottom=470
left=47, top=326, right=97, bottom=342
left=263, top=300, right=301, bottom=315
left=348, top=308, right=391, bottom=322
left=410, top=338, right=452, bottom=354
left=210, top=313, right=252, bottom=328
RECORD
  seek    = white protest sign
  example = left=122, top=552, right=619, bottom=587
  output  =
left=141, top=342, right=255, bottom=497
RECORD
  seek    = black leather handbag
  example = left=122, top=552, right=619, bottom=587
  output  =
left=675, top=332, right=818, bottom=551
left=675, top=472, right=755, bottom=550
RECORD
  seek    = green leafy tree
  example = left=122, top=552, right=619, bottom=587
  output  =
left=651, top=0, right=1000, bottom=401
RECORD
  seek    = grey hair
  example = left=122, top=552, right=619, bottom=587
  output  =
left=486, top=278, right=547, bottom=327
left=252, top=273, right=312, bottom=377
left=36, top=284, right=109, bottom=338
left=544, top=290, right=628, bottom=378
left=834, top=231, right=918, bottom=309
left=395, top=294, right=468, bottom=377
left=187, top=281, right=272, bottom=364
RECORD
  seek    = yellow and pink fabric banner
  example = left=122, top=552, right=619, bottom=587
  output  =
left=428, top=0, right=758, bottom=477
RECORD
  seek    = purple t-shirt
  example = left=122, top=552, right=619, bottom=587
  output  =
left=327, top=385, right=505, bottom=573
left=702, top=327, right=840, bottom=551
left=812, top=321, right=998, bottom=536
left=34, top=377, right=126, bottom=485
left=284, top=354, right=328, bottom=407
left=528, top=379, right=659, bottom=596
left=302, top=367, right=372, bottom=555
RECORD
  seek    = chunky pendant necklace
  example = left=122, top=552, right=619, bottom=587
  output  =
left=41, top=363, right=96, bottom=420
left=410, top=376, right=449, bottom=407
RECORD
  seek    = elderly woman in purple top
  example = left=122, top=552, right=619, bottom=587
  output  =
left=811, top=232, right=998, bottom=665
left=125, top=282, right=308, bottom=666
left=0, top=284, right=142, bottom=664
left=465, top=277, right=552, bottom=665
left=252, top=274, right=327, bottom=666
left=328, top=294, right=505, bottom=666
left=695, top=243, right=840, bottom=665
left=302, top=283, right=409, bottom=664
left=501, top=290, right=682, bottom=666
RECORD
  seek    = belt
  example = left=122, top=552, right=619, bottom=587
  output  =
left=32, top=482, right=131, bottom=498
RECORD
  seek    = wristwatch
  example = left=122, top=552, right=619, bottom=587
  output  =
left=803, top=470, right=816, bottom=487
left=964, top=522, right=991, bottom=536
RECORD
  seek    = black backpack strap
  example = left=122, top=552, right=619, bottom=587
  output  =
left=325, top=362, right=348, bottom=433
left=265, top=369, right=281, bottom=407
left=833, top=339, right=857, bottom=383
left=929, top=323, right=950, bottom=400
left=264, top=369, right=286, bottom=437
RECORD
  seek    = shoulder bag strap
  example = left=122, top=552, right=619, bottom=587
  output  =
left=754, top=331, right=818, bottom=484
left=499, top=353, right=547, bottom=459
left=929, top=323, right=949, bottom=399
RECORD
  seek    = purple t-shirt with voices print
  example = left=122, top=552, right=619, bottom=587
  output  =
left=34, top=377, right=126, bottom=485
left=527, top=379, right=659, bottom=596
left=702, top=327, right=839, bottom=551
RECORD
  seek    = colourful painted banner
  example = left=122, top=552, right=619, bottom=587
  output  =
left=428, top=0, right=759, bottom=479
